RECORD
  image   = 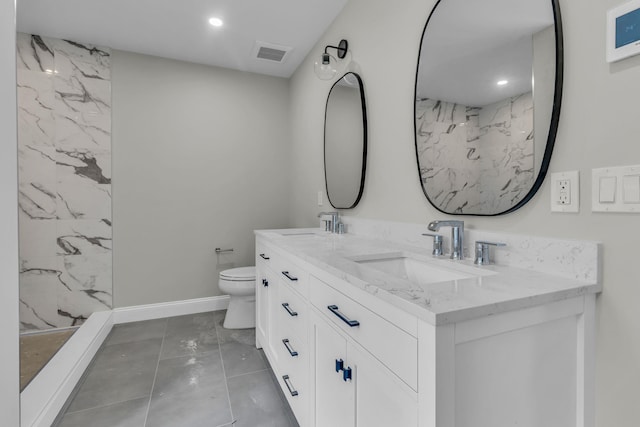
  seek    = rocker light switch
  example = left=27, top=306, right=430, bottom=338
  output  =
left=592, top=165, right=640, bottom=213
left=598, top=176, right=616, bottom=203
left=623, top=175, right=640, bottom=203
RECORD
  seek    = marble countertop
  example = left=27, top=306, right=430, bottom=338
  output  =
left=255, top=228, right=602, bottom=326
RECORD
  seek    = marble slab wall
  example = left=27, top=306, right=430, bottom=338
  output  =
left=416, top=93, right=534, bottom=214
left=17, top=33, right=112, bottom=331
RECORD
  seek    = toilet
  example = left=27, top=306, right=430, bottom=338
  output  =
left=219, top=266, right=256, bottom=329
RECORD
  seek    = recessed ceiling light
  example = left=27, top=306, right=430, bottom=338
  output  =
left=497, top=80, right=508, bottom=86
left=208, top=17, right=223, bottom=27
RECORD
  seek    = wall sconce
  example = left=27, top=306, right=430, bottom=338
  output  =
left=314, top=39, right=349, bottom=80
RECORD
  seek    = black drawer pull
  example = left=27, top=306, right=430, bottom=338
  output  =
left=259, top=253, right=270, bottom=260
left=282, top=303, right=298, bottom=317
left=282, top=271, right=298, bottom=281
left=327, top=305, right=359, bottom=327
left=262, top=279, right=269, bottom=287
left=282, top=375, right=299, bottom=397
left=282, top=339, right=299, bottom=357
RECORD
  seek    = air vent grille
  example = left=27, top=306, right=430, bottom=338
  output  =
left=253, top=41, right=292, bottom=63
left=257, top=47, right=287, bottom=62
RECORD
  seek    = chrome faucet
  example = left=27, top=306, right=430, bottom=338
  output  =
left=427, top=220, right=465, bottom=260
left=317, top=211, right=341, bottom=234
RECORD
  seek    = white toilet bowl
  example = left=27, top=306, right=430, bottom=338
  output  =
left=219, top=266, right=256, bottom=329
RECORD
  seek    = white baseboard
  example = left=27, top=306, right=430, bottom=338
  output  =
left=112, top=295, right=230, bottom=324
left=21, top=311, right=114, bottom=427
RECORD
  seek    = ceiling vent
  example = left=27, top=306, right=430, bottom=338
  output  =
left=253, top=41, right=292, bottom=63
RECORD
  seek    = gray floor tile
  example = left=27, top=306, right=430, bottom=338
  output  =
left=220, top=338, right=267, bottom=378
left=104, top=319, right=167, bottom=346
left=227, top=370, right=297, bottom=427
left=94, top=337, right=163, bottom=367
left=152, top=350, right=225, bottom=398
left=160, top=312, right=219, bottom=359
left=58, top=397, right=148, bottom=427
left=145, top=383, right=232, bottom=427
left=67, top=339, right=161, bottom=412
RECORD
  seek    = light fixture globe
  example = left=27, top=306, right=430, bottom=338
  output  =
left=313, top=39, right=350, bottom=80
left=314, top=52, right=338, bottom=80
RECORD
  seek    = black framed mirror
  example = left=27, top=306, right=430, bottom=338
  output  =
left=324, top=72, right=367, bottom=209
left=414, top=0, right=563, bottom=215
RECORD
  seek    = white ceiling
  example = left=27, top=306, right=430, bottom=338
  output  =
left=416, top=0, right=554, bottom=107
left=17, top=0, right=348, bottom=78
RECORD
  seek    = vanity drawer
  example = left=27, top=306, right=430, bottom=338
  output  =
left=309, top=275, right=418, bottom=390
left=278, top=255, right=309, bottom=298
left=278, top=279, right=308, bottom=338
left=277, top=368, right=308, bottom=427
left=256, top=240, right=276, bottom=272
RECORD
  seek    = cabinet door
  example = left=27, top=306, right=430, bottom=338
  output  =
left=314, top=318, right=354, bottom=427
left=266, top=278, right=280, bottom=365
left=350, top=343, right=418, bottom=427
left=256, top=265, right=271, bottom=349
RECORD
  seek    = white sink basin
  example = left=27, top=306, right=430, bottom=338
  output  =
left=277, top=230, right=322, bottom=237
left=352, top=253, right=494, bottom=285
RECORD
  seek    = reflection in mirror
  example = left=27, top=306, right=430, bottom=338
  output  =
left=325, top=72, right=367, bottom=209
left=415, top=0, right=562, bottom=215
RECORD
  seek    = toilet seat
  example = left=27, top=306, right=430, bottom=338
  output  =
left=220, top=266, right=255, bottom=281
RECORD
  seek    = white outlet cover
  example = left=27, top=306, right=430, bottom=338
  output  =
left=550, top=171, right=580, bottom=213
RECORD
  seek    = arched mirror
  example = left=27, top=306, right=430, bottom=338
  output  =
left=325, top=72, right=367, bottom=209
left=414, top=0, right=563, bottom=215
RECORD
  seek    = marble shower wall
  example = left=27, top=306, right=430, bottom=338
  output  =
left=416, top=93, right=534, bottom=214
left=17, top=33, right=112, bottom=331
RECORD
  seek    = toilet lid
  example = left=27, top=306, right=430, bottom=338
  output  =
left=220, top=266, right=255, bottom=281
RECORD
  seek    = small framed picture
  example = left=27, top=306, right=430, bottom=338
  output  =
left=607, top=0, right=640, bottom=62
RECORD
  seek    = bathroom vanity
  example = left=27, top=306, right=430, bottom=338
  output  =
left=255, top=221, right=600, bottom=427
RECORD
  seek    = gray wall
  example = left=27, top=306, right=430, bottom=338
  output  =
left=0, top=0, right=20, bottom=422
left=112, top=50, right=291, bottom=307
left=289, top=0, right=640, bottom=425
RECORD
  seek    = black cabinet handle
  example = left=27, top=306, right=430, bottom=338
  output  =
left=282, top=339, right=299, bottom=357
left=259, top=253, right=270, bottom=260
left=342, top=366, right=352, bottom=382
left=282, top=271, right=298, bottom=281
left=282, top=375, right=299, bottom=397
left=282, top=303, right=298, bottom=317
left=262, top=279, right=269, bottom=287
left=335, top=358, right=344, bottom=373
left=327, top=305, right=359, bottom=327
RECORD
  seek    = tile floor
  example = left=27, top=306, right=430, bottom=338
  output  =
left=53, top=310, right=298, bottom=427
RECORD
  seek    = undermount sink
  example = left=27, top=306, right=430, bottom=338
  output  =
left=277, top=230, right=321, bottom=237
left=351, top=253, right=495, bottom=285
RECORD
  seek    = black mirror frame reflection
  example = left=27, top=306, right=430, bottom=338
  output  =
left=413, top=0, right=564, bottom=216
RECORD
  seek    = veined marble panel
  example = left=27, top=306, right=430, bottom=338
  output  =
left=17, top=33, right=112, bottom=331
left=58, top=254, right=112, bottom=327
left=17, top=71, right=55, bottom=148
left=19, top=257, right=61, bottom=331
left=416, top=93, right=534, bottom=214
left=19, top=219, right=58, bottom=259
left=16, top=33, right=54, bottom=72
left=56, top=220, right=112, bottom=256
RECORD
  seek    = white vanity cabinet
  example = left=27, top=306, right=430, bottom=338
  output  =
left=256, top=239, right=311, bottom=426
left=255, top=232, right=598, bottom=427
left=312, top=312, right=418, bottom=427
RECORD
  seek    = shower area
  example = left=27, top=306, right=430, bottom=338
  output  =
left=17, top=33, right=112, bottom=390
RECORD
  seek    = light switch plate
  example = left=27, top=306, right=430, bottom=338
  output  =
left=592, top=165, right=640, bottom=212
left=551, top=171, right=579, bottom=212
